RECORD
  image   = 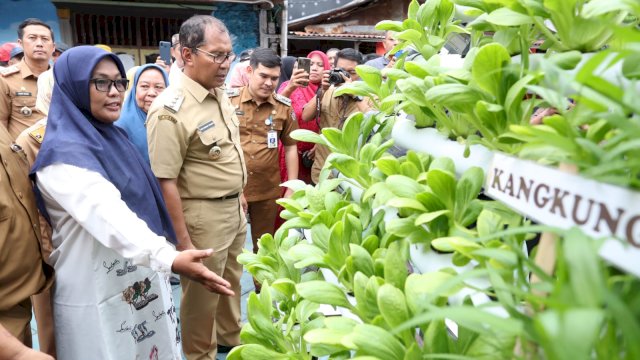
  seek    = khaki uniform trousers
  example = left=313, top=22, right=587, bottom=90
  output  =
left=31, top=213, right=56, bottom=357
left=247, top=198, right=279, bottom=253
left=181, top=197, right=246, bottom=360
left=31, top=288, right=55, bottom=355
left=0, top=298, right=33, bottom=347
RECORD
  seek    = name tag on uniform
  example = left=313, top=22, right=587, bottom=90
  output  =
left=197, top=120, right=215, bottom=133
left=267, top=130, right=278, bottom=149
left=16, top=91, right=32, bottom=96
left=235, top=110, right=244, bottom=116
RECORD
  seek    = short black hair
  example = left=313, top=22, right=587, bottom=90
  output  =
left=239, top=48, right=253, bottom=62
left=18, top=18, right=54, bottom=42
left=179, top=15, right=228, bottom=50
left=145, top=53, right=159, bottom=64
left=249, top=48, right=281, bottom=69
left=363, top=53, right=381, bottom=63
left=335, top=48, right=363, bottom=67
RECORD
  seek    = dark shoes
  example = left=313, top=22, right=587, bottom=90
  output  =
left=253, top=278, right=261, bottom=294
left=217, top=344, right=236, bottom=353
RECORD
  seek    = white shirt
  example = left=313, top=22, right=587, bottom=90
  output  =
left=37, top=164, right=181, bottom=359
left=37, top=164, right=178, bottom=273
left=168, top=62, right=183, bottom=86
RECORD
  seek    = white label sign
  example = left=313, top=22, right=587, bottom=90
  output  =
left=485, top=153, right=640, bottom=276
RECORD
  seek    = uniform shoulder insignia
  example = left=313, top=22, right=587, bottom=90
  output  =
left=158, top=114, right=177, bottom=123
left=0, top=65, right=19, bottom=77
left=226, top=88, right=240, bottom=97
left=163, top=92, right=184, bottom=114
left=274, top=93, right=291, bottom=106
left=28, top=123, right=46, bottom=144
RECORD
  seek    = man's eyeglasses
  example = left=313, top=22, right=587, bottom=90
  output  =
left=195, top=48, right=236, bottom=64
left=90, top=78, right=129, bottom=92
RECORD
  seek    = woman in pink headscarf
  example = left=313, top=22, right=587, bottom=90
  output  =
left=277, top=50, right=331, bottom=184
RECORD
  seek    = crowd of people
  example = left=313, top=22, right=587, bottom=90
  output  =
left=0, top=14, right=394, bottom=360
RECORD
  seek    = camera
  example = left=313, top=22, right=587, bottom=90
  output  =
left=328, top=68, right=350, bottom=86
left=301, top=150, right=314, bottom=168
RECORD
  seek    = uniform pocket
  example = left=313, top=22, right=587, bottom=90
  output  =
left=197, top=128, right=217, bottom=146
left=13, top=96, right=36, bottom=108
left=272, top=119, right=284, bottom=131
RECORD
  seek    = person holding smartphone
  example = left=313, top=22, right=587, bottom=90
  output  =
left=301, top=48, right=372, bottom=184
left=277, top=50, right=331, bottom=184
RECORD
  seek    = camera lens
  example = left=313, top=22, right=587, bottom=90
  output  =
left=328, top=71, right=345, bottom=85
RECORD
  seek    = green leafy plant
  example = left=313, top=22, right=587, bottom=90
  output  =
left=236, top=1, right=640, bottom=359
left=504, top=49, right=640, bottom=188
left=461, top=0, right=633, bottom=52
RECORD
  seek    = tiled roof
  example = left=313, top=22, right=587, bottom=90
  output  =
left=289, top=31, right=384, bottom=41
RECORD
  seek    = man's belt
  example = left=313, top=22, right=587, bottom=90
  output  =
left=211, top=193, right=240, bottom=201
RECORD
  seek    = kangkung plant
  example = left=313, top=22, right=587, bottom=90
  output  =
left=504, top=49, right=640, bottom=189
left=235, top=1, right=640, bottom=359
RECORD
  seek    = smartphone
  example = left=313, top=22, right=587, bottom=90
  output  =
left=297, top=57, right=311, bottom=85
left=159, top=41, right=172, bottom=65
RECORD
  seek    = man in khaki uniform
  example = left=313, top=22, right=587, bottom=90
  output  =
left=14, top=68, right=56, bottom=357
left=0, top=124, right=52, bottom=349
left=302, top=48, right=372, bottom=184
left=228, top=48, right=298, bottom=262
left=0, top=18, right=54, bottom=139
left=146, top=15, right=247, bottom=360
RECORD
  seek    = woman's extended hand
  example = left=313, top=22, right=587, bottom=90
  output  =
left=172, top=249, right=234, bottom=296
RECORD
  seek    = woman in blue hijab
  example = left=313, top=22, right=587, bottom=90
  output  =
left=31, top=46, right=233, bottom=359
left=116, top=64, right=168, bottom=162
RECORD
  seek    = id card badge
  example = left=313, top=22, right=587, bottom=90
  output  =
left=267, top=130, right=278, bottom=149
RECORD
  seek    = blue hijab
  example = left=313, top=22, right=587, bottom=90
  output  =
left=31, top=46, right=176, bottom=244
left=115, top=64, right=168, bottom=163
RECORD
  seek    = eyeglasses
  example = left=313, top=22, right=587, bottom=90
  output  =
left=90, top=78, right=129, bottom=92
left=195, top=48, right=236, bottom=64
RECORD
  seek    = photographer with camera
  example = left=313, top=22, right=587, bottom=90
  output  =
left=301, top=48, right=371, bottom=184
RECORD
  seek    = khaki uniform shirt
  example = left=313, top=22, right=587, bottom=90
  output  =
left=0, top=60, right=46, bottom=139
left=0, top=125, right=51, bottom=311
left=228, top=86, right=298, bottom=202
left=15, top=119, right=53, bottom=259
left=147, top=71, right=247, bottom=199
left=311, top=86, right=362, bottom=184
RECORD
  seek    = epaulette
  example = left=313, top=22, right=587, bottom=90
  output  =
left=163, top=92, right=184, bottom=114
left=274, top=93, right=291, bottom=107
left=226, top=88, right=240, bottom=97
left=0, top=65, right=19, bottom=77
left=28, top=123, right=46, bottom=144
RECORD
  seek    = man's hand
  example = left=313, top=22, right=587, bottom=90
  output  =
left=321, top=70, right=331, bottom=91
left=172, top=249, right=234, bottom=296
left=14, top=348, right=54, bottom=360
left=284, top=188, right=294, bottom=198
left=0, top=323, right=55, bottom=360
left=240, top=193, right=248, bottom=215
left=530, top=107, right=557, bottom=125
left=341, top=71, right=353, bottom=84
left=385, top=56, right=397, bottom=69
left=306, top=146, right=316, bottom=161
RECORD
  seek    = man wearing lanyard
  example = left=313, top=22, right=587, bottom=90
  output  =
left=0, top=18, right=54, bottom=139
left=228, top=48, right=298, bottom=292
